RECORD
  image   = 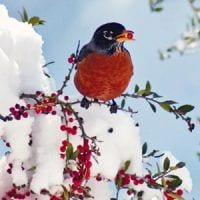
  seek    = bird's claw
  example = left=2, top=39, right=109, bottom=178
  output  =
left=80, top=97, right=90, bottom=109
left=109, top=100, right=118, bottom=113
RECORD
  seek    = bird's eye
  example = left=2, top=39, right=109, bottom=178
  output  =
left=103, top=30, right=113, bottom=40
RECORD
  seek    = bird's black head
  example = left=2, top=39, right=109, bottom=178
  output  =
left=91, top=22, right=134, bottom=54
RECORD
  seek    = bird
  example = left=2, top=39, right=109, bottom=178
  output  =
left=74, top=22, right=134, bottom=102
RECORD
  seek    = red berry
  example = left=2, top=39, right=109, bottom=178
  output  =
left=46, top=106, right=52, bottom=112
left=71, top=128, right=77, bottom=135
left=51, top=110, right=57, bottom=115
left=9, top=107, right=15, bottom=113
left=51, top=93, right=56, bottom=97
left=6, top=142, right=10, bottom=147
left=36, top=91, right=41, bottom=96
left=64, top=96, right=69, bottom=101
left=133, top=180, right=139, bottom=185
left=130, top=175, right=136, bottom=181
left=68, top=57, right=73, bottom=63
left=96, top=175, right=102, bottom=181
left=8, top=163, right=13, bottom=168
left=138, top=179, right=144, bottom=184
left=26, top=104, right=31, bottom=109
left=149, top=178, right=156, bottom=185
left=66, top=127, right=73, bottom=134
left=145, top=174, right=151, bottom=180
left=62, top=140, right=68, bottom=147
left=127, top=189, right=133, bottom=195
left=119, top=169, right=125, bottom=175
left=77, top=187, right=83, bottom=193
left=7, top=168, right=12, bottom=174
left=65, top=109, right=72, bottom=115
left=35, top=108, right=41, bottom=114
left=60, top=154, right=65, bottom=159
left=60, top=146, right=66, bottom=152
left=73, top=126, right=77, bottom=130
left=69, top=118, right=74, bottom=122
left=176, top=189, right=183, bottom=196
left=85, top=161, right=92, bottom=168
left=73, top=180, right=81, bottom=187
left=60, top=125, right=66, bottom=131
left=15, top=114, right=21, bottom=120
left=22, top=112, right=28, bottom=118
left=15, top=104, right=20, bottom=109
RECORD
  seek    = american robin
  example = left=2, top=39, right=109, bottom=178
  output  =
left=74, top=22, right=134, bottom=102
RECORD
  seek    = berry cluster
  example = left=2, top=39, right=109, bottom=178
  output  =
left=59, top=139, right=68, bottom=159
left=2, top=185, right=31, bottom=200
left=32, top=91, right=57, bottom=115
left=60, top=124, right=78, bottom=135
left=68, top=139, right=92, bottom=198
left=67, top=53, right=76, bottom=64
left=115, top=169, right=147, bottom=191
left=9, top=104, right=28, bottom=120
left=6, top=163, right=13, bottom=174
left=163, top=180, right=184, bottom=200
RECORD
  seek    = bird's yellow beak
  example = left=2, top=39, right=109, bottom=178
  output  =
left=116, top=30, right=134, bottom=42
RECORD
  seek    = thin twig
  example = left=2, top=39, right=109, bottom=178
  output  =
left=42, top=61, right=55, bottom=68
left=57, top=40, right=80, bottom=97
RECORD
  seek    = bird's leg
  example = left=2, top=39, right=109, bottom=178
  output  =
left=93, top=98, right=99, bottom=103
left=109, top=99, right=118, bottom=113
left=80, top=96, right=90, bottom=109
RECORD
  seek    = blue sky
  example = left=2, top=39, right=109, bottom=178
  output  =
left=1, top=0, right=200, bottom=198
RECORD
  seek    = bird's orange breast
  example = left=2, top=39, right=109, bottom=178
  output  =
left=74, top=51, right=134, bottom=101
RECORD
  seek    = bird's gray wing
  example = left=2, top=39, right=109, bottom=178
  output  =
left=77, top=44, right=94, bottom=62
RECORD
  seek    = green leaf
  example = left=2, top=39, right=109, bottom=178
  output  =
left=154, top=7, right=163, bottom=12
left=142, top=142, right=148, bottom=155
left=168, top=178, right=182, bottom=189
left=163, top=157, right=170, bottom=171
left=177, top=105, right=194, bottom=115
left=28, top=165, right=36, bottom=171
left=28, top=16, right=41, bottom=26
left=145, top=81, right=151, bottom=95
left=166, top=47, right=174, bottom=52
left=166, top=175, right=180, bottom=180
left=158, top=49, right=165, bottom=60
left=39, top=20, right=46, bottom=25
left=163, top=100, right=177, bottom=105
left=176, top=162, right=186, bottom=169
left=66, top=143, right=73, bottom=160
left=72, top=149, right=79, bottom=160
left=167, top=192, right=184, bottom=200
left=62, top=185, right=69, bottom=200
left=115, top=175, right=122, bottom=189
left=137, top=81, right=151, bottom=96
left=121, top=99, right=126, bottom=109
left=148, top=102, right=156, bottom=113
left=134, top=84, right=139, bottom=93
left=124, top=160, right=131, bottom=171
left=152, top=92, right=162, bottom=98
left=137, top=89, right=147, bottom=96
left=23, top=7, right=29, bottom=22
left=159, top=102, right=172, bottom=112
